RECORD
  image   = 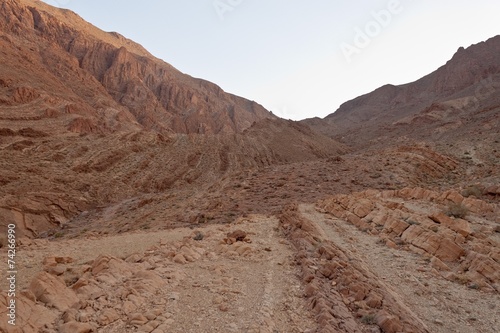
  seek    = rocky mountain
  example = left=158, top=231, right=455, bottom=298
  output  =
left=0, top=1, right=499, bottom=333
left=0, top=0, right=350, bottom=241
left=0, top=0, right=275, bottom=135
left=304, top=36, right=500, bottom=150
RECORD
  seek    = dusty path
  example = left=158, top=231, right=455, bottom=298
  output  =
left=3, top=215, right=317, bottom=333
left=146, top=215, right=316, bottom=333
left=299, top=203, right=499, bottom=333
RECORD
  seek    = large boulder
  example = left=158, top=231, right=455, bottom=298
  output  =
left=29, top=272, right=80, bottom=311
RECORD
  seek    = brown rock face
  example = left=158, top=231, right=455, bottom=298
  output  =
left=0, top=0, right=275, bottom=135
left=429, top=212, right=471, bottom=237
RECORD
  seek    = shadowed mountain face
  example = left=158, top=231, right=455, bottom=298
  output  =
left=0, top=0, right=275, bottom=135
left=304, top=35, right=500, bottom=150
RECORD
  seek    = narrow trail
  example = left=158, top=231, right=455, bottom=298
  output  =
left=299, top=203, right=499, bottom=333
left=159, top=216, right=316, bottom=333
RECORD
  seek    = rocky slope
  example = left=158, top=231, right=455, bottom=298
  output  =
left=0, top=119, right=346, bottom=239
left=0, top=0, right=275, bottom=135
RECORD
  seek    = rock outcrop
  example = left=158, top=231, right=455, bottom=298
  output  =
left=318, top=187, right=500, bottom=292
left=280, top=204, right=430, bottom=333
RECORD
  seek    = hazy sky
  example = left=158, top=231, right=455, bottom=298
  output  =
left=42, top=0, right=500, bottom=120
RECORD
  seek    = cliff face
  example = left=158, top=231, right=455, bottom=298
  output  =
left=0, top=0, right=274, bottom=134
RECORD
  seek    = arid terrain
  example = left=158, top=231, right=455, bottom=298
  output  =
left=0, top=1, right=499, bottom=333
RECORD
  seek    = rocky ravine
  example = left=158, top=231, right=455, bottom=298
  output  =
left=0, top=0, right=499, bottom=332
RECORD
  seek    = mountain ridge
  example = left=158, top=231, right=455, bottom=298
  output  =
left=303, top=35, right=500, bottom=148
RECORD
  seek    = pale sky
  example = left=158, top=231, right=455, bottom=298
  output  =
left=42, top=0, right=500, bottom=120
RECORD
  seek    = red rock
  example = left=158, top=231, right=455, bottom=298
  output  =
left=429, top=212, right=471, bottom=237
left=463, top=252, right=500, bottom=282
left=375, top=310, right=403, bottom=333
left=97, top=308, right=120, bottom=326
left=365, top=292, right=383, bottom=308
left=352, top=198, right=374, bottom=218
left=401, top=225, right=440, bottom=254
left=462, top=197, right=494, bottom=213
left=226, top=230, right=247, bottom=242
left=0, top=292, right=57, bottom=333
left=29, top=272, right=80, bottom=311
left=430, top=256, right=451, bottom=271
left=485, top=185, right=500, bottom=195
left=129, top=313, right=148, bottom=326
left=434, top=238, right=465, bottom=262
left=383, top=217, right=410, bottom=236
left=441, top=190, right=464, bottom=204
left=59, top=322, right=94, bottom=333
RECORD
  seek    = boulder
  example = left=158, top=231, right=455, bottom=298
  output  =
left=429, top=212, right=471, bottom=237
left=59, top=322, right=94, bottom=333
left=29, top=272, right=80, bottom=311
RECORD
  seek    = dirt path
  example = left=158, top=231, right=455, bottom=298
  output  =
left=147, top=215, right=316, bottom=333
left=6, top=215, right=316, bottom=333
left=299, top=203, right=499, bottom=333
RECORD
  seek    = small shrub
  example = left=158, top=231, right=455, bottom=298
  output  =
left=361, top=314, right=376, bottom=325
left=445, top=203, right=469, bottom=219
left=468, top=283, right=480, bottom=290
left=461, top=185, right=483, bottom=198
left=407, top=219, right=420, bottom=226
left=193, top=231, right=204, bottom=241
